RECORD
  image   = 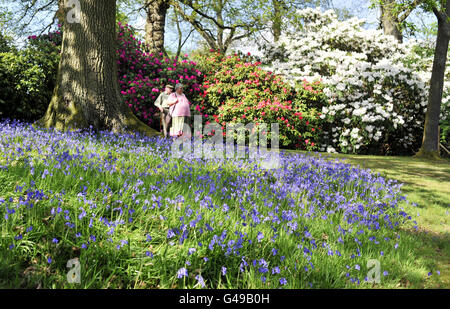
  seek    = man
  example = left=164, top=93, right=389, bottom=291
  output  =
left=154, top=84, right=174, bottom=137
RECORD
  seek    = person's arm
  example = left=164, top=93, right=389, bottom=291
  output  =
left=167, top=94, right=178, bottom=106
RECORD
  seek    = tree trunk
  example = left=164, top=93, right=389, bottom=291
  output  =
left=36, top=0, right=159, bottom=136
left=145, top=0, right=170, bottom=55
left=416, top=2, right=450, bottom=159
left=380, top=0, right=403, bottom=43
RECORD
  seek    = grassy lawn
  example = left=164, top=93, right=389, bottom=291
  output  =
left=283, top=149, right=450, bottom=288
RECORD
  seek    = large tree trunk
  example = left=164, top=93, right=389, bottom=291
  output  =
left=36, top=0, right=159, bottom=136
left=145, top=0, right=170, bottom=55
left=380, top=0, right=403, bottom=43
left=416, top=2, right=450, bottom=159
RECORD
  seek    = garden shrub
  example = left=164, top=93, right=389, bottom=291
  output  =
left=193, top=51, right=328, bottom=150
left=260, top=8, right=450, bottom=155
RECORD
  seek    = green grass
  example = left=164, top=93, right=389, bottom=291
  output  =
left=283, top=150, right=450, bottom=288
left=1, top=123, right=449, bottom=289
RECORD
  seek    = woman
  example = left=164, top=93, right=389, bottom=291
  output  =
left=167, top=83, right=191, bottom=137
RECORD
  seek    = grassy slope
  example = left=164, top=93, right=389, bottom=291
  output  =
left=283, top=150, right=450, bottom=288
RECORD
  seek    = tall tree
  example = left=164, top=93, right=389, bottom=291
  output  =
left=36, top=0, right=159, bottom=136
left=416, top=0, right=450, bottom=158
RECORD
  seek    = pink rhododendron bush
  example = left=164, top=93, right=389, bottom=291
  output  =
left=260, top=8, right=450, bottom=155
left=117, top=23, right=203, bottom=128
left=193, top=51, right=328, bottom=150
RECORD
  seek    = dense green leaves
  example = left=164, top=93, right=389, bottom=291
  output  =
left=0, top=32, right=60, bottom=121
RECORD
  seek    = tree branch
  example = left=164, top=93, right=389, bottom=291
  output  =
left=179, top=0, right=250, bottom=30
left=173, top=1, right=217, bottom=49
left=398, top=0, right=421, bottom=23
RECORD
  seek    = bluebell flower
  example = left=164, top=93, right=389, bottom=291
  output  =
left=279, top=278, right=287, bottom=285
left=221, top=266, right=227, bottom=276
left=195, top=275, right=205, bottom=287
left=257, top=231, right=264, bottom=242
left=177, top=267, right=188, bottom=278
left=167, top=229, right=176, bottom=239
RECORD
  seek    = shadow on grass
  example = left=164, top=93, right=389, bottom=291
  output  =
left=345, top=157, right=450, bottom=184
left=399, top=227, right=450, bottom=288
left=401, top=186, right=450, bottom=209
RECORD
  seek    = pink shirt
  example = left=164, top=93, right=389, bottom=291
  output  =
left=168, top=93, right=191, bottom=117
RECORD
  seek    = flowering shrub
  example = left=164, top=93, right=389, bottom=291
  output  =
left=193, top=51, right=327, bottom=149
left=117, top=23, right=203, bottom=128
left=260, top=8, right=450, bottom=155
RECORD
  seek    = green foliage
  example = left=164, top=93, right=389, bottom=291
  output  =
left=0, top=34, right=60, bottom=121
left=0, top=8, right=14, bottom=53
left=0, top=32, right=11, bottom=52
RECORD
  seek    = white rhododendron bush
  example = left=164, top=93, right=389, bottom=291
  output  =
left=260, top=8, right=450, bottom=155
